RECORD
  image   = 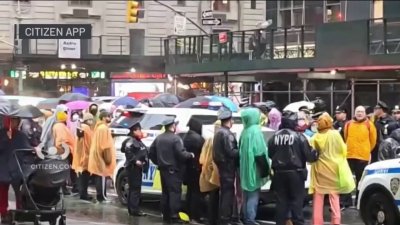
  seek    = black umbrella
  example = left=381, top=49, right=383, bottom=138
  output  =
left=12, top=105, right=44, bottom=118
left=59, top=93, right=91, bottom=102
left=37, top=98, right=59, bottom=110
left=150, top=93, right=180, bottom=107
left=174, top=96, right=211, bottom=108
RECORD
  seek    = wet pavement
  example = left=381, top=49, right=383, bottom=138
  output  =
left=7, top=189, right=365, bottom=225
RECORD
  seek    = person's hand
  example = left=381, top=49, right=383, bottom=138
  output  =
left=136, top=160, right=143, bottom=166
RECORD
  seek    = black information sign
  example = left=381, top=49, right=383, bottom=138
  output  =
left=18, top=24, right=92, bottom=39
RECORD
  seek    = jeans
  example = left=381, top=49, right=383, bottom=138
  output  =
left=242, top=189, right=260, bottom=224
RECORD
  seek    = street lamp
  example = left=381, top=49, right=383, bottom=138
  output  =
left=61, top=64, right=66, bottom=70
left=71, top=64, right=77, bottom=70
left=130, top=67, right=136, bottom=73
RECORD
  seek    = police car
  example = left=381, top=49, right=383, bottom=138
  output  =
left=110, top=106, right=243, bottom=205
left=357, top=159, right=400, bottom=225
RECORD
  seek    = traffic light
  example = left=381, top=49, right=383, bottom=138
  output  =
left=126, top=1, right=139, bottom=23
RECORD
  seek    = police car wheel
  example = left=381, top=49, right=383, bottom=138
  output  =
left=116, top=169, right=129, bottom=206
left=363, top=192, right=398, bottom=225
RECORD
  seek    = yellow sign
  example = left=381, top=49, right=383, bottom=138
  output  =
left=39, top=70, right=88, bottom=79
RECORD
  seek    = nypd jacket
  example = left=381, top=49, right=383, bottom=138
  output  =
left=268, top=129, right=318, bottom=172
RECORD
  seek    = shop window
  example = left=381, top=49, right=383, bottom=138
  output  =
left=251, top=0, right=256, bottom=9
left=213, top=0, right=230, bottom=12
left=68, top=0, right=92, bottom=7
left=372, top=0, right=383, bottom=19
left=278, top=0, right=304, bottom=27
left=325, top=0, right=342, bottom=22
left=177, top=0, right=185, bottom=6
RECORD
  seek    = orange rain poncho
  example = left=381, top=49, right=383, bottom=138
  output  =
left=72, top=123, right=93, bottom=173
left=88, top=121, right=116, bottom=177
left=52, top=122, right=76, bottom=156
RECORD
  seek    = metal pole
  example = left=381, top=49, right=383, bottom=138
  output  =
left=224, top=72, right=229, bottom=97
left=351, top=79, right=355, bottom=116
left=259, top=80, right=263, bottom=102
left=16, top=0, right=23, bottom=95
left=173, top=75, right=178, bottom=95
left=153, top=0, right=208, bottom=35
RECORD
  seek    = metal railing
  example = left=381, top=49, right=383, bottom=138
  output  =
left=165, top=25, right=316, bottom=64
left=369, top=17, right=400, bottom=55
left=14, top=35, right=166, bottom=57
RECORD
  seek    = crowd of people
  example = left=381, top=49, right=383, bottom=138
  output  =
left=0, top=102, right=117, bottom=224
left=1, top=97, right=400, bottom=225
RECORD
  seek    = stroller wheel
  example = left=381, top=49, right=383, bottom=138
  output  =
left=58, top=216, right=66, bottom=225
left=34, top=215, right=41, bottom=225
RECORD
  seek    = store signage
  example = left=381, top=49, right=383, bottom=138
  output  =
left=9, top=70, right=105, bottom=80
left=18, top=24, right=92, bottom=39
left=111, top=73, right=166, bottom=80
left=58, top=39, right=81, bottom=59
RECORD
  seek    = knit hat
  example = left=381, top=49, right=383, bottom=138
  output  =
left=56, top=111, right=68, bottom=122
left=317, top=113, right=333, bottom=133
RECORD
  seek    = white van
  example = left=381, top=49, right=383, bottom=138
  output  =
left=357, top=159, right=400, bottom=225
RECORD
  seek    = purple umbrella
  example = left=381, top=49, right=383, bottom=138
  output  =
left=66, top=101, right=91, bottom=111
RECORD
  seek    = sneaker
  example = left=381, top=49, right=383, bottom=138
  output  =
left=80, top=196, right=93, bottom=202
left=97, top=199, right=112, bottom=204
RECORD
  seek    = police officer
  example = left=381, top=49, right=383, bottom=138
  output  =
left=373, top=101, right=395, bottom=162
left=212, top=107, right=240, bottom=225
left=121, top=118, right=149, bottom=217
left=333, top=105, right=348, bottom=138
left=268, top=111, right=318, bottom=225
left=387, top=105, right=400, bottom=135
left=149, top=117, right=195, bottom=224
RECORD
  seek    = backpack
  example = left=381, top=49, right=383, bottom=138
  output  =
left=344, top=120, right=371, bottom=141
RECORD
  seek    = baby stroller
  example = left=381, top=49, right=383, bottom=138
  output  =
left=9, top=146, right=70, bottom=225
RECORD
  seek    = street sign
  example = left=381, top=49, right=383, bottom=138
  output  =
left=174, top=14, right=187, bottom=35
left=202, top=10, right=213, bottom=19
left=202, top=18, right=222, bottom=26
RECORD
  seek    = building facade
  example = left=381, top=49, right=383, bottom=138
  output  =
left=0, top=0, right=267, bottom=96
left=164, top=0, right=400, bottom=115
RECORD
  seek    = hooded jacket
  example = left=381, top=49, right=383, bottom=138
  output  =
left=378, top=129, right=400, bottom=161
left=239, top=108, right=269, bottom=191
left=344, top=118, right=377, bottom=161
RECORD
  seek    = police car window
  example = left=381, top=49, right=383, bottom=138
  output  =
left=140, top=114, right=176, bottom=130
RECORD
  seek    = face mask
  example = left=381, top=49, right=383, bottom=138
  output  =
left=311, top=125, right=318, bottom=133
left=72, top=114, right=80, bottom=122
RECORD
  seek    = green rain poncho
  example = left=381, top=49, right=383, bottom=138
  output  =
left=239, top=108, right=269, bottom=192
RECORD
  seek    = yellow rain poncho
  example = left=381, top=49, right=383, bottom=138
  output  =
left=198, top=121, right=221, bottom=192
left=309, top=114, right=354, bottom=194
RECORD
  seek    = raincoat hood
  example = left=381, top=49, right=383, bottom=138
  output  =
left=239, top=108, right=269, bottom=191
left=390, top=129, right=400, bottom=142
left=241, top=107, right=261, bottom=128
left=40, top=104, right=68, bottom=148
left=268, top=108, right=281, bottom=131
